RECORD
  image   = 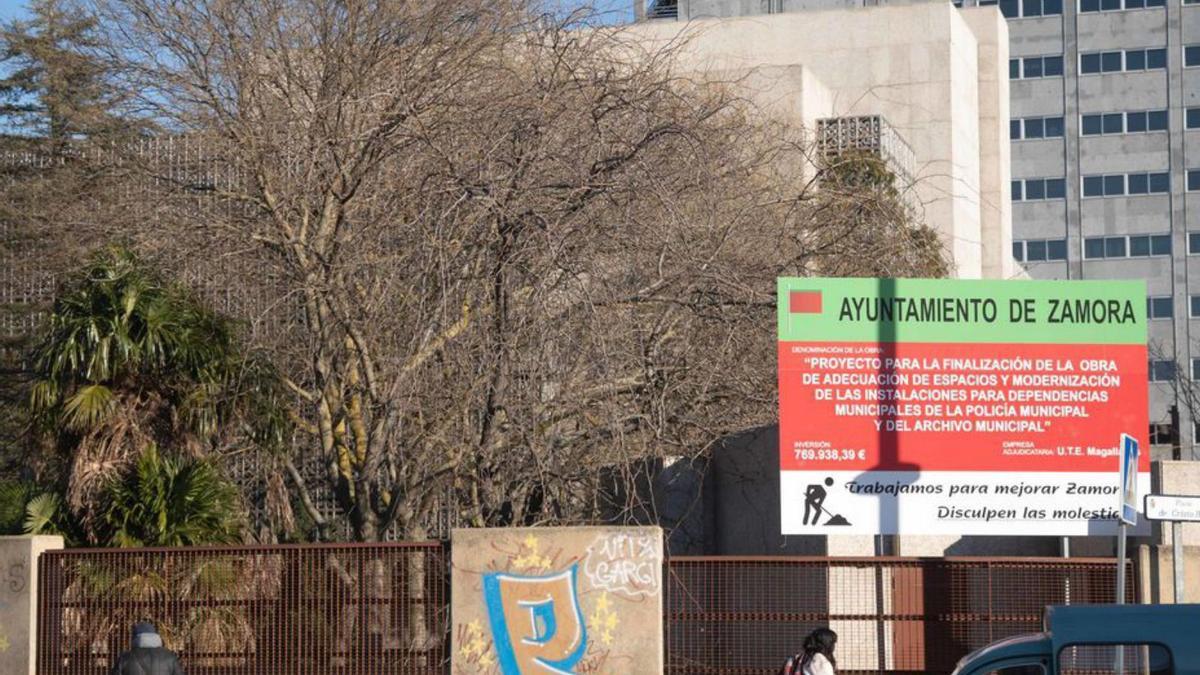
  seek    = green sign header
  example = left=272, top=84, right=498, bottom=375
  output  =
left=777, top=278, right=1147, bottom=344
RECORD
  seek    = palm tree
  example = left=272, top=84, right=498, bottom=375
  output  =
left=27, top=246, right=288, bottom=541
left=99, top=443, right=243, bottom=547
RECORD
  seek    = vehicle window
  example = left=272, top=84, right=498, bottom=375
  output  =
left=986, top=666, right=1045, bottom=675
left=1059, top=644, right=1172, bottom=675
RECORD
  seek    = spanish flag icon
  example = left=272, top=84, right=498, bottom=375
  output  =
left=789, top=290, right=822, bottom=314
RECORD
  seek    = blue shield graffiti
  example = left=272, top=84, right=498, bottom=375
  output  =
left=482, top=564, right=588, bottom=674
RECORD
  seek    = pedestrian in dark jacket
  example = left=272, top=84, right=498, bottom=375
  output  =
left=111, top=621, right=185, bottom=675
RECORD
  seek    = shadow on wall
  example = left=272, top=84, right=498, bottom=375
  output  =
left=704, top=424, right=826, bottom=555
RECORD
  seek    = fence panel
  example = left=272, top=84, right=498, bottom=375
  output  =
left=664, top=556, right=1133, bottom=675
left=39, top=546, right=1132, bottom=675
left=37, top=542, right=448, bottom=675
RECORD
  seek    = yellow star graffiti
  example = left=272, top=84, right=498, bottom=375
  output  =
left=460, top=619, right=495, bottom=667
left=512, top=534, right=552, bottom=571
left=588, top=592, right=620, bottom=646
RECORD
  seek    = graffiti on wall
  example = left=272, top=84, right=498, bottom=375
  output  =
left=452, top=528, right=662, bottom=675
left=583, top=532, right=659, bottom=599
left=483, top=565, right=588, bottom=674
left=4, top=559, right=26, bottom=594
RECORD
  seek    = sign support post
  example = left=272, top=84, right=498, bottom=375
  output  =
left=1116, top=526, right=1126, bottom=605
left=1115, top=433, right=1139, bottom=675
left=1116, top=433, right=1139, bottom=606
left=1174, top=522, right=1183, bottom=603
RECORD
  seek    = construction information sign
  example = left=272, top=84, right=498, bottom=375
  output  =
left=778, top=278, right=1150, bottom=536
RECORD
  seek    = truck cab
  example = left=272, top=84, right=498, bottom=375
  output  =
left=951, top=604, right=1200, bottom=675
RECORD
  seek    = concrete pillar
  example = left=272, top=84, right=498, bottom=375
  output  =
left=0, top=535, right=64, bottom=675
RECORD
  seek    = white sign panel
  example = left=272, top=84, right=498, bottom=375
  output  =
left=1145, top=494, right=1200, bottom=522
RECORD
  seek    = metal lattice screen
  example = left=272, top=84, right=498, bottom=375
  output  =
left=37, top=542, right=450, bottom=675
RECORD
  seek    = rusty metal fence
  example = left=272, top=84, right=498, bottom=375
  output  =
left=664, top=556, right=1134, bottom=675
left=38, top=546, right=1131, bottom=674
left=37, top=542, right=449, bottom=675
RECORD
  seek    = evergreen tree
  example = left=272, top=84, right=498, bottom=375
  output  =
left=0, top=0, right=127, bottom=146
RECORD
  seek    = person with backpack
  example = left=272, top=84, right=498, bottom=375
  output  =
left=780, top=627, right=838, bottom=675
left=111, top=621, right=185, bottom=675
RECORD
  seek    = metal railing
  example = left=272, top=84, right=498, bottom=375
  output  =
left=816, top=115, right=916, bottom=187
left=664, top=556, right=1133, bottom=675
left=37, top=542, right=449, bottom=674
left=38, top=545, right=1132, bottom=674
left=646, top=0, right=680, bottom=19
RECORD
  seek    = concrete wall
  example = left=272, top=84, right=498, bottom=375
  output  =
left=1139, top=544, right=1200, bottom=603
left=451, top=527, right=663, bottom=674
left=629, top=3, right=1013, bottom=280
left=0, top=536, right=63, bottom=675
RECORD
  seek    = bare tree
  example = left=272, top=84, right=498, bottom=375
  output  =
left=70, top=0, right=948, bottom=542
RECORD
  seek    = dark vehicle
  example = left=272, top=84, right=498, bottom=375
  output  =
left=951, top=604, right=1199, bottom=675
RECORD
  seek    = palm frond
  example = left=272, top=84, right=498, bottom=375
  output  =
left=63, top=383, right=115, bottom=432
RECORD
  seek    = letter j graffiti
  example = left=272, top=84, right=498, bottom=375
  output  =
left=482, top=564, right=589, bottom=674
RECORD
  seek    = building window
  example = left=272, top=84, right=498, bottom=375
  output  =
left=1189, top=233, right=1200, bottom=254
left=1082, top=48, right=1167, bottom=73
left=1084, top=234, right=1170, bottom=259
left=1191, top=296, right=1200, bottom=318
left=1152, top=234, right=1171, bottom=254
left=1147, top=296, right=1173, bottom=319
left=1085, top=110, right=1169, bottom=135
left=1187, top=108, right=1200, bottom=129
left=1012, top=116, right=1065, bottom=140
left=1189, top=169, right=1200, bottom=191
left=1083, top=172, right=1169, bottom=197
left=1013, top=178, right=1065, bottom=201
left=1002, top=0, right=1062, bottom=16
left=1127, top=172, right=1170, bottom=194
left=1186, top=45, right=1200, bottom=68
left=1149, top=422, right=1174, bottom=443
left=1127, top=109, right=1168, bottom=132
left=1129, top=234, right=1171, bottom=256
left=1080, top=0, right=1164, bottom=9
left=1014, top=239, right=1068, bottom=263
left=1150, top=359, right=1176, bottom=382
left=1192, top=358, right=1200, bottom=379
left=1026, top=240, right=1048, bottom=261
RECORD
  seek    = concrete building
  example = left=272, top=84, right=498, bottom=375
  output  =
left=637, top=0, right=1200, bottom=463
left=626, top=3, right=1068, bottom=556
left=629, top=2, right=1018, bottom=280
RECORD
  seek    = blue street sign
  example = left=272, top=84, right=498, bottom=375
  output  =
left=1119, top=433, right=1139, bottom=526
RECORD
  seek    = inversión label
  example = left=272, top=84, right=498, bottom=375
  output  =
left=778, top=278, right=1150, bottom=536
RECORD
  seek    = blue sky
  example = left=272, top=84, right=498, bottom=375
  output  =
left=0, top=0, right=28, bottom=22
